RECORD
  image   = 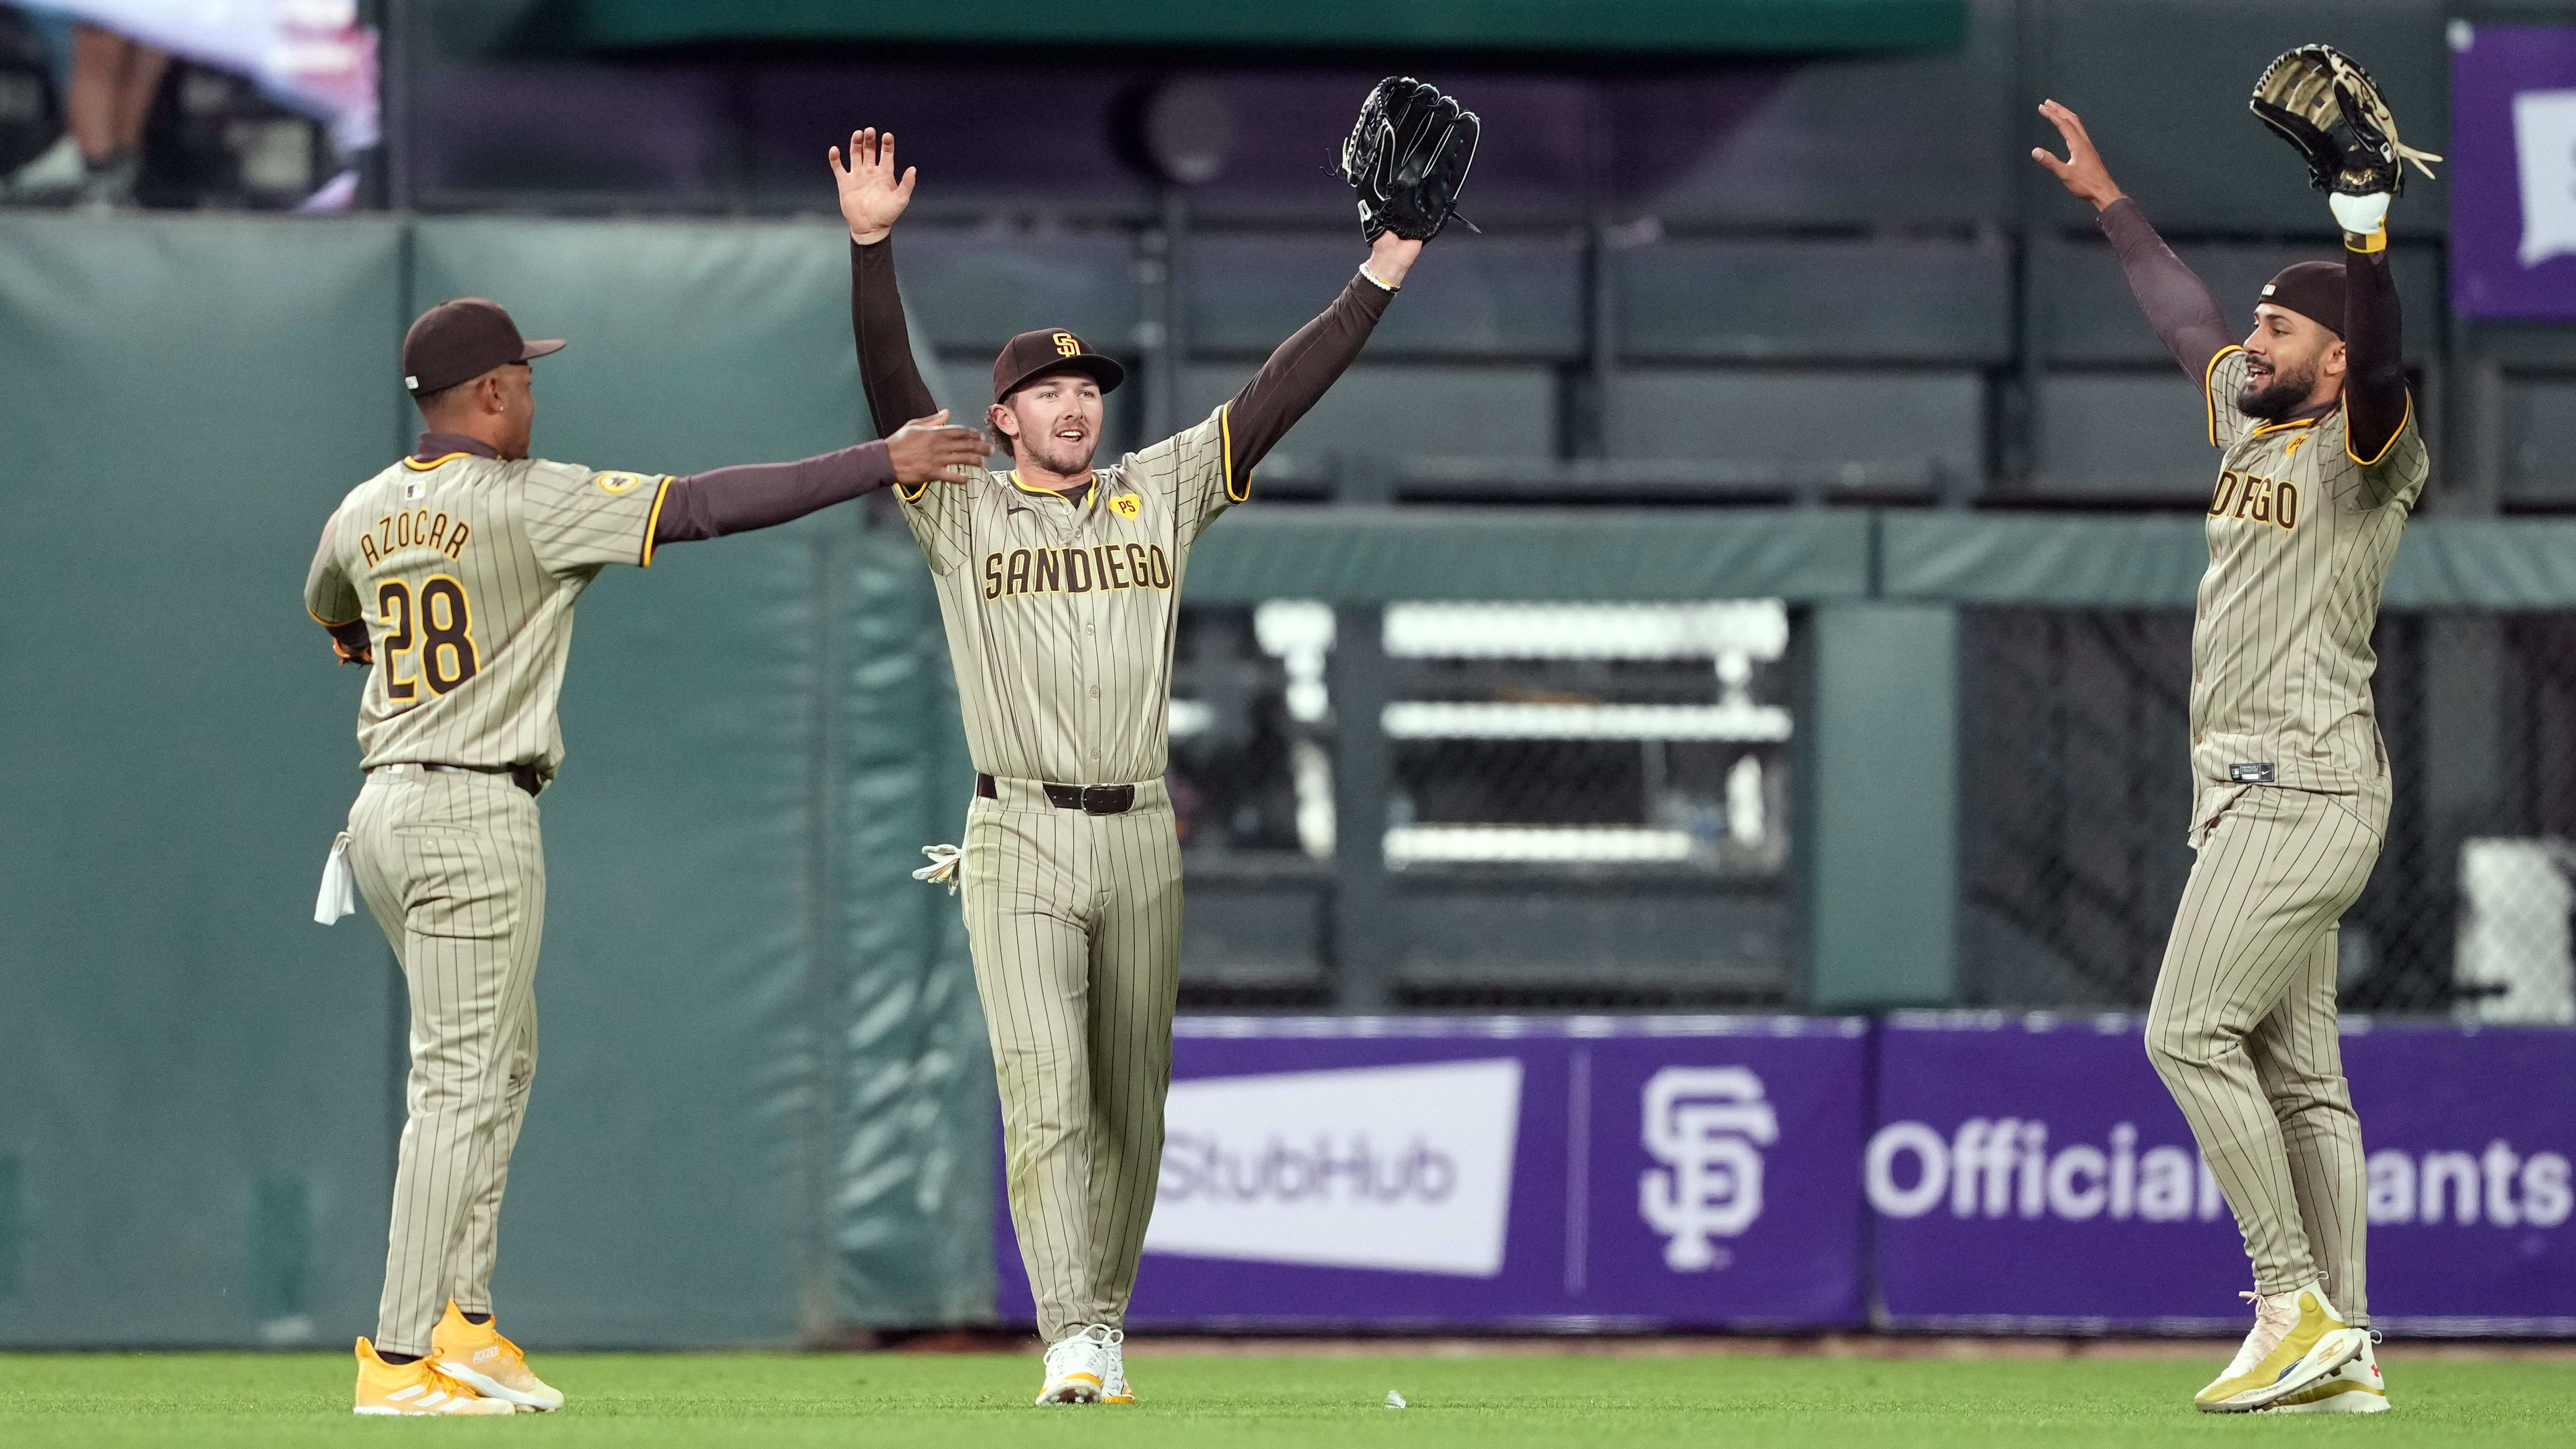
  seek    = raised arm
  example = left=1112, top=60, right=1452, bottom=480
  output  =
left=833, top=127, right=939, bottom=438
left=2033, top=100, right=2234, bottom=379
left=2340, top=218, right=2408, bottom=463
left=1225, top=233, right=1419, bottom=475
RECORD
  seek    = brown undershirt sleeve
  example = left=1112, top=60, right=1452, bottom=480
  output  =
left=853, top=237, right=940, bottom=441
left=325, top=617, right=371, bottom=659
left=651, top=442, right=896, bottom=544
left=2343, top=241, right=2408, bottom=463
left=2098, top=197, right=2235, bottom=381
left=1223, top=271, right=1396, bottom=476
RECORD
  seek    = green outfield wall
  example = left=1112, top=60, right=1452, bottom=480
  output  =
left=0, top=212, right=2562, bottom=1346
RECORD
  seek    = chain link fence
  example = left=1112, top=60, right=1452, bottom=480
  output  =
left=1963, top=607, right=2576, bottom=1022
left=1169, top=600, right=1797, bottom=1008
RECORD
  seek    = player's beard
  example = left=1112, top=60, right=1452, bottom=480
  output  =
left=2235, top=356, right=2321, bottom=422
left=1019, top=431, right=1100, bottom=478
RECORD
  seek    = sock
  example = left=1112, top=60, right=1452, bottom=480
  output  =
left=378, top=1351, right=420, bottom=1366
left=462, top=1312, right=491, bottom=1325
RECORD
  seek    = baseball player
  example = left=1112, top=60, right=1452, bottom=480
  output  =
left=2035, top=79, right=2427, bottom=1414
left=830, top=118, right=1447, bottom=1403
left=306, top=297, right=987, bottom=1416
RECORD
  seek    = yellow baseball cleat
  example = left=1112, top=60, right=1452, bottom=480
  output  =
left=352, top=1336, right=519, bottom=1416
left=430, top=1299, right=566, bottom=1411
left=2194, top=1284, right=2368, bottom=1413
left=2266, top=1338, right=2389, bottom=1414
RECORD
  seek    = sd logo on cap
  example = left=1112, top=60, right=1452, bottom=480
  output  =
left=992, top=328, right=1126, bottom=404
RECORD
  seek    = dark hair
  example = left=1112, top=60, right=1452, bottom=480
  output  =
left=411, top=377, right=471, bottom=416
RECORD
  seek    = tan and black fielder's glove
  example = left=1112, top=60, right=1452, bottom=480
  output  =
left=2250, top=44, right=2441, bottom=236
left=1336, top=76, right=1480, bottom=243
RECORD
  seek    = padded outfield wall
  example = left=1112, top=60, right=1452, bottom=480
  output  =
left=4, top=214, right=2573, bottom=1345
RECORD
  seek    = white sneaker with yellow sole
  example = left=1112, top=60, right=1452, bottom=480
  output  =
left=2194, top=1283, right=2368, bottom=1413
left=1035, top=1324, right=1119, bottom=1405
left=2265, top=1338, right=2389, bottom=1414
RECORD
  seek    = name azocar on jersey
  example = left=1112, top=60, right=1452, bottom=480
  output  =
left=982, top=542, right=1175, bottom=602
left=357, top=507, right=474, bottom=566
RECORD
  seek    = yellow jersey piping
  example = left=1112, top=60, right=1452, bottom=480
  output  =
left=1006, top=468, right=1097, bottom=505
left=639, top=476, right=672, bottom=568
left=2250, top=415, right=2323, bottom=437
left=1221, top=402, right=1248, bottom=504
left=2346, top=390, right=2413, bottom=467
left=2202, top=345, right=2243, bottom=447
left=308, top=606, right=362, bottom=628
left=401, top=452, right=468, bottom=472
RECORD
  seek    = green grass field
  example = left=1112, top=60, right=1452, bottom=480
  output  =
left=4, top=1348, right=2570, bottom=1448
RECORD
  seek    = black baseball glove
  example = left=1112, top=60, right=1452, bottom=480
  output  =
left=1336, top=76, right=1480, bottom=243
left=2249, top=44, right=2441, bottom=198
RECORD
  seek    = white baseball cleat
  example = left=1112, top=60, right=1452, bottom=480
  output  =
left=2265, top=1337, right=2389, bottom=1414
left=1034, top=1324, right=1119, bottom=1405
left=2194, top=1282, right=2368, bottom=1413
left=1102, top=1333, right=1136, bottom=1404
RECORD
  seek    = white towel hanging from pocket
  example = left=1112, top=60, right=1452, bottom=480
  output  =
left=314, top=831, right=355, bottom=924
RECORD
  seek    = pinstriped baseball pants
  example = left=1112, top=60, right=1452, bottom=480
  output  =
left=347, top=768, right=545, bottom=1357
left=962, top=778, right=1182, bottom=1344
left=2145, top=783, right=2383, bottom=1324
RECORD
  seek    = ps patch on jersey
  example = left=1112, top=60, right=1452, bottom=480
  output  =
left=1109, top=492, right=1143, bottom=520
left=593, top=471, right=650, bottom=495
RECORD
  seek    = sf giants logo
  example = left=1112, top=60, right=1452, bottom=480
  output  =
left=2210, top=468, right=2300, bottom=531
left=1053, top=331, right=1082, bottom=357
left=1638, top=1067, right=1778, bottom=1270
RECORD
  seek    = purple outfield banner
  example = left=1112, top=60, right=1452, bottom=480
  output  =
left=1873, top=1013, right=2576, bottom=1335
left=2451, top=22, right=2576, bottom=318
left=995, top=1015, right=1870, bottom=1330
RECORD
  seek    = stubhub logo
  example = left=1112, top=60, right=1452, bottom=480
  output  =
left=1145, top=1058, right=1523, bottom=1276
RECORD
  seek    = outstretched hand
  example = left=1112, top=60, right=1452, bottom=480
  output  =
left=830, top=127, right=915, bottom=244
left=2031, top=99, right=2126, bottom=212
left=886, top=409, right=989, bottom=488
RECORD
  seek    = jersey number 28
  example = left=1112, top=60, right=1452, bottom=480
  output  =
left=376, top=576, right=481, bottom=700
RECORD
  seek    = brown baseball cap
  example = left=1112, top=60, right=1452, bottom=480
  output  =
left=992, top=327, right=1125, bottom=405
left=2258, top=262, right=2346, bottom=338
left=401, top=297, right=565, bottom=396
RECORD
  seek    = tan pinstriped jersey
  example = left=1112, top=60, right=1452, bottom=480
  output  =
left=305, top=452, right=669, bottom=776
left=2189, top=346, right=2428, bottom=798
left=900, top=405, right=1239, bottom=784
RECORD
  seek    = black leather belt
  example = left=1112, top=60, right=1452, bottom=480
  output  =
left=976, top=772, right=1135, bottom=815
left=384, top=761, right=544, bottom=797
